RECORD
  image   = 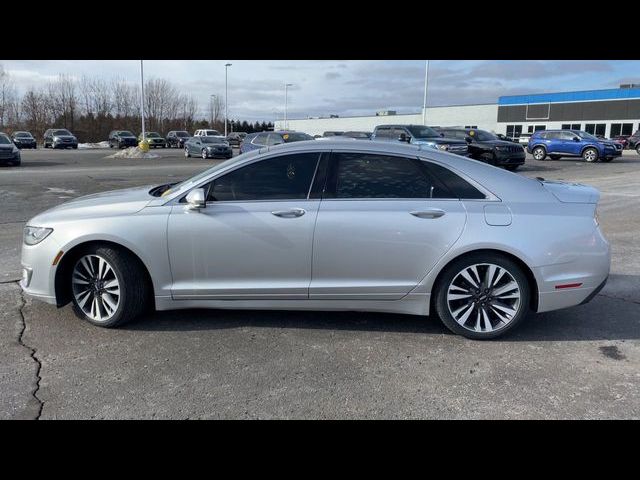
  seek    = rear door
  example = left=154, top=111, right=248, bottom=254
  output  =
left=310, top=151, right=467, bottom=300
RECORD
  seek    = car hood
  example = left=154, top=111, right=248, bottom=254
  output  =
left=0, top=144, right=15, bottom=150
left=54, top=135, right=76, bottom=140
left=28, top=186, right=155, bottom=225
left=414, top=137, right=465, bottom=145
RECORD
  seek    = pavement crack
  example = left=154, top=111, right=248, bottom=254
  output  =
left=16, top=283, right=44, bottom=420
left=597, top=293, right=640, bottom=306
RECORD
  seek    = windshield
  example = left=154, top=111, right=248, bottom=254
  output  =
left=205, top=130, right=221, bottom=136
left=344, top=132, right=370, bottom=138
left=470, top=130, right=498, bottom=141
left=15, top=132, right=32, bottom=138
left=146, top=132, right=160, bottom=138
left=201, top=137, right=226, bottom=144
left=576, top=131, right=599, bottom=141
left=176, top=131, right=189, bottom=137
left=54, top=129, right=72, bottom=136
left=407, top=126, right=440, bottom=138
left=0, top=135, right=11, bottom=144
left=163, top=150, right=261, bottom=196
left=283, top=132, right=313, bottom=142
left=118, top=131, right=135, bottom=136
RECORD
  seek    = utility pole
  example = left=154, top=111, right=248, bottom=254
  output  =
left=422, top=60, right=429, bottom=125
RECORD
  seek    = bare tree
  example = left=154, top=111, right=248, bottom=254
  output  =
left=0, top=65, right=19, bottom=130
left=21, top=88, right=50, bottom=139
left=48, top=74, right=78, bottom=130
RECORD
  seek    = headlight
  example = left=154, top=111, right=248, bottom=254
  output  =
left=437, top=144, right=449, bottom=151
left=53, top=136, right=60, bottom=142
left=12, top=146, right=19, bottom=154
left=23, top=226, right=53, bottom=246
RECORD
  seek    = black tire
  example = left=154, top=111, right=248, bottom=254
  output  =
left=70, top=244, right=149, bottom=328
left=550, top=155, right=561, bottom=160
left=184, top=147, right=191, bottom=158
left=504, top=164, right=519, bottom=171
left=109, top=142, right=113, bottom=148
left=636, top=144, right=640, bottom=155
left=201, top=149, right=208, bottom=159
left=531, top=146, right=546, bottom=161
left=582, top=147, right=599, bottom=163
left=433, top=252, right=531, bottom=340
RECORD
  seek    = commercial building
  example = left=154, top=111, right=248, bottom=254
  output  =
left=274, top=86, right=640, bottom=139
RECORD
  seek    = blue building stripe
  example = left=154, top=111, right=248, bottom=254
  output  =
left=499, top=88, right=640, bottom=105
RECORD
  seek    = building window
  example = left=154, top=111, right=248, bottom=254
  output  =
left=563, top=123, right=581, bottom=130
left=527, top=126, right=534, bottom=133
left=561, top=124, right=570, bottom=130
left=622, top=123, right=634, bottom=136
left=534, top=125, right=546, bottom=131
left=595, top=124, right=606, bottom=137
left=506, top=125, right=522, bottom=138
left=464, top=125, right=477, bottom=129
left=610, top=123, right=622, bottom=137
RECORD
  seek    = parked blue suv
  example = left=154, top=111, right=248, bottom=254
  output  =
left=527, top=130, right=623, bottom=163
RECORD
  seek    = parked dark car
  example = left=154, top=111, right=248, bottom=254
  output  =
left=611, top=135, right=629, bottom=149
left=166, top=131, right=191, bottom=148
left=138, top=132, right=166, bottom=148
left=43, top=128, right=78, bottom=149
left=226, top=132, right=247, bottom=147
left=527, top=130, right=623, bottom=163
left=184, top=136, right=233, bottom=159
left=343, top=131, right=372, bottom=139
left=0, top=133, right=21, bottom=166
left=108, top=130, right=138, bottom=149
left=323, top=131, right=344, bottom=137
left=627, top=130, right=640, bottom=153
left=240, top=131, right=314, bottom=153
left=436, top=128, right=525, bottom=171
left=371, top=124, right=469, bottom=156
left=11, top=131, right=37, bottom=149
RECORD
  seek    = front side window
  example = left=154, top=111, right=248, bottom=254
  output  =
left=252, top=133, right=268, bottom=146
left=0, top=134, right=11, bottom=144
left=53, top=129, right=72, bottom=136
left=374, top=128, right=393, bottom=138
left=331, top=153, right=451, bottom=199
left=407, top=125, right=440, bottom=138
left=205, top=153, right=320, bottom=202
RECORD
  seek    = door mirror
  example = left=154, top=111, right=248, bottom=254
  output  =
left=398, top=133, right=408, bottom=142
left=573, top=136, right=580, bottom=142
left=186, top=188, right=206, bottom=210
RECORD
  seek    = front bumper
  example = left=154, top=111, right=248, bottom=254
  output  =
left=0, top=152, right=21, bottom=164
left=14, top=141, right=36, bottom=149
left=20, top=236, right=62, bottom=305
left=53, top=141, right=78, bottom=148
left=494, top=149, right=526, bottom=166
left=207, top=147, right=233, bottom=157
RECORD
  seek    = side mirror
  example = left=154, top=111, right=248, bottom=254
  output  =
left=398, top=133, right=408, bottom=142
left=440, top=132, right=445, bottom=137
left=573, top=137, right=580, bottom=142
left=186, top=188, right=206, bottom=210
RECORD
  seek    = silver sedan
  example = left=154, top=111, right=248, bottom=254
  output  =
left=20, top=140, right=610, bottom=339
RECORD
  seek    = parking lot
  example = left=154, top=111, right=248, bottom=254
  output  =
left=1, top=147, right=639, bottom=419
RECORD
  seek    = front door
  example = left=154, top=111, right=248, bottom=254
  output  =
left=310, top=152, right=467, bottom=300
left=167, top=152, right=322, bottom=299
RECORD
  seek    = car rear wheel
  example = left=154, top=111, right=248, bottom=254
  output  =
left=201, top=149, right=208, bottom=159
left=583, top=147, right=599, bottom=163
left=184, top=147, right=190, bottom=158
left=70, top=245, right=149, bottom=328
left=532, top=146, right=546, bottom=161
left=434, top=253, right=530, bottom=340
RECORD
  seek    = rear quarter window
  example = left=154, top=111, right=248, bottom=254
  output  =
left=423, top=162, right=486, bottom=200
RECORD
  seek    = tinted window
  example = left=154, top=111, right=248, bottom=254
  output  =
left=205, top=153, right=320, bottom=202
left=559, top=131, right=577, bottom=141
left=201, top=137, right=226, bottom=144
left=252, top=133, right=268, bottom=146
left=283, top=132, right=313, bottom=142
left=424, top=162, right=486, bottom=200
left=374, top=127, right=393, bottom=138
left=53, top=129, right=72, bottom=136
left=544, top=132, right=561, bottom=139
left=407, top=125, right=440, bottom=138
left=0, top=135, right=11, bottom=144
left=331, top=153, right=452, bottom=199
left=267, top=133, right=284, bottom=146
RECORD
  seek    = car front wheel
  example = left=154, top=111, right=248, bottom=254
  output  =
left=201, top=149, right=208, bottom=159
left=184, top=147, right=190, bottom=158
left=70, top=245, right=149, bottom=328
left=583, top=147, right=599, bottom=163
left=434, top=253, right=530, bottom=340
left=532, top=146, right=546, bottom=161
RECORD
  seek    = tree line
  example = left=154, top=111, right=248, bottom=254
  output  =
left=0, top=66, right=273, bottom=142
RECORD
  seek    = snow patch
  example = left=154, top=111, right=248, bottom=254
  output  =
left=78, top=141, right=110, bottom=149
left=105, top=147, right=160, bottom=159
left=46, top=187, right=76, bottom=195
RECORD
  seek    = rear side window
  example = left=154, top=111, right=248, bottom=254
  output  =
left=328, top=153, right=453, bottom=199
left=374, top=127, right=393, bottom=138
left=423, top=162, right=486, bottom=200
left=252, top=133, right=268, bottom=146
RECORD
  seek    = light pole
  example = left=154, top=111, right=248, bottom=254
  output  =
left=210, top=94, right=216, bottom=128
left=284, top=83, right=293, bottom=130
left=224, top=63, right=232, bottom=136
left=422, top=60, right=430, bottom=125
left=140, top=60, right=146, bottom=141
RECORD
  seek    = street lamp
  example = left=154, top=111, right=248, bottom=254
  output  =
left=210, top=94, right=216, bottom=128
left=422, top=60, right=430, bottom=125
left=224, top=63, right=232, bottom=136
left=284, top=83, right=293, bottom=130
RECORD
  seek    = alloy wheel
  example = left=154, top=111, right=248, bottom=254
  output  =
left=72, top=254, right=121, bottom=322
left=201, top=149, right=208, bottom=159
left=583, top=148, right=598, bottom=162
left=446, top=263, right=521, bottom=334
left=533, top=147, right=545, bottom=160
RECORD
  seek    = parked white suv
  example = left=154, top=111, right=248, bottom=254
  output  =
left=194, top=129, right=222, bottom=137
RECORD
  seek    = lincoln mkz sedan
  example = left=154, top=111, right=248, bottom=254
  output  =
left=20, top=140, right=610, bottom=339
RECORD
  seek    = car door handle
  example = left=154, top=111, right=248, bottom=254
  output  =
left=271, top=208, right=306, bottom=218
left=410, top=209, right=446, bottom=219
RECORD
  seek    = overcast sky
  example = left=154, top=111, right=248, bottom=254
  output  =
left=1, top=60, right=639, bottom=122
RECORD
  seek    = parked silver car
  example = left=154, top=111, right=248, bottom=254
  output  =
left=20, top=140, right=610, bottom=339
